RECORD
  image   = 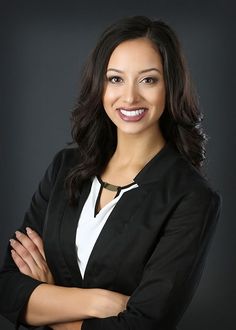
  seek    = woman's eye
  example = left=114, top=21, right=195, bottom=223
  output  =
left=142, top=77, right=158, bottom=84
left=107, top=76, right=123, bottom=84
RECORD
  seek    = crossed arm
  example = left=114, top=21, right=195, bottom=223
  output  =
left=10, top=227, right=129, bottom=330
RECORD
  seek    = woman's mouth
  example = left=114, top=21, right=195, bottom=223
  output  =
left=117, top=108, right=147, bottom=121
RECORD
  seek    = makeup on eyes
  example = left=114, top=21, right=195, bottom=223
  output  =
left=105, top=75, right=159, bottom=85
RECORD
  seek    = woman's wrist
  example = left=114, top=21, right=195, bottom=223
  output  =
left=74, top=288, right=97, bottom=318
left=87, top=288, right=108, bottom=318
left=87, top=288, right=129, bottom=318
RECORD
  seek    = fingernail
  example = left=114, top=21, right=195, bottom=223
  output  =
left=15, top=231, right=22, bottom=238
left=9, top=239, right=15, bottom=245
left=26, top=227, right=32, bottom=234
left=11, top=249, right=15, bottom=255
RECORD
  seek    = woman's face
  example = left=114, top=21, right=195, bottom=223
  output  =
left=102, top=37, right=166, bottom=137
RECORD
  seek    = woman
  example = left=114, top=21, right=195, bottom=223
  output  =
left=0, top=16, right=221, bottom=330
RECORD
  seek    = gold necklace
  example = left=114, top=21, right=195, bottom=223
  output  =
left=101, top=180, right=121, bottom=192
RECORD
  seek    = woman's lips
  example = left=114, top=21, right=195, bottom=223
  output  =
left=117, top=108, right=147, bottom=122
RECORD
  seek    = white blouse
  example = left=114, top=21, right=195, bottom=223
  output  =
left=75, top=176, right=138, bottom=278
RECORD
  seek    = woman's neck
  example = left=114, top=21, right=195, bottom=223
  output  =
left=113, top=128, right=166, bottom=168
left=101, top=128, right=166, bottom=185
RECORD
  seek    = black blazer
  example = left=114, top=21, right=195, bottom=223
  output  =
left=0, top=143, right=221, bottom=330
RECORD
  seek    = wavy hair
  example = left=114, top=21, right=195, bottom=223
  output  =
left=66, top=16, right=206, bottom=205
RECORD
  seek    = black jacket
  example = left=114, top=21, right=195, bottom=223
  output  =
left=0, top=143, right=221, bottom=329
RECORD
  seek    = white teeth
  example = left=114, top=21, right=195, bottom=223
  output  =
left=120, top=109, right=145, bottom=117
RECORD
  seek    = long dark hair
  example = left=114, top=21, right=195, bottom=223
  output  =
left=66, top=16, right=206, bottom=205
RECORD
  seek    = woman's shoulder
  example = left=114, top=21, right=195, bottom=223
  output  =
left=52, top=145, right=80, bottom=167
left=44, top=146, right=80, bottom=183
left=167, top=150, right=221, bottom=205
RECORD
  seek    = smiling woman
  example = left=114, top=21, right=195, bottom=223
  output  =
left=0, top=16, right=221, bottom=330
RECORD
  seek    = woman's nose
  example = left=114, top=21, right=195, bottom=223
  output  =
left=122, top=83, right=140, bottom=104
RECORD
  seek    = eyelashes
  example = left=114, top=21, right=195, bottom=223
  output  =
left=106, top=76, right=159, bottom=85
left=107, top=76, right=123, bottom=84
left=142, top=77, right=158, bottom=84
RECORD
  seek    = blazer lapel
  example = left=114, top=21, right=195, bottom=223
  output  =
left=59, top=180, right=92, bottom=285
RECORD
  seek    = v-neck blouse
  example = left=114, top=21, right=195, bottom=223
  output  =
left=75, top=176, right=138, bottom=278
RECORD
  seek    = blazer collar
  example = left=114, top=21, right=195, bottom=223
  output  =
left=134, top=142, right=180, bottom=186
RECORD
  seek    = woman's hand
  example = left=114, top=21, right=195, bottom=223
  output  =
left=10, top=227, right=54, bottom=284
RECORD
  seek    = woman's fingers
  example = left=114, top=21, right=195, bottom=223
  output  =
left=10, top=237, right=39, bottom=272
left=10, top=249, right=32, bottom=277
left=26, top=227, right=46, bottom=259
left=13, top=230, right=45, bottom=268
left=10, top=229, right=55, bottom=284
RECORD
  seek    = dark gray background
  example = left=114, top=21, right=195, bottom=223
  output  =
left=0, top=0, right=235, bottom=329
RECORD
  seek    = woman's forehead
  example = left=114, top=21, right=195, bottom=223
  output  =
left=107, top=38, right=163, bottom=73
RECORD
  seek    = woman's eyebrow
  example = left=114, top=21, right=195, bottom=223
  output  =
left=106, top=68, right=162, bottom=74
left=139, top=68, right=162, bottom=74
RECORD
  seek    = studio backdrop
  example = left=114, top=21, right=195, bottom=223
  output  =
left=0, top=1, right=235, bottom=329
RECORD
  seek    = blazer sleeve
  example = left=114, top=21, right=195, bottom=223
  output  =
left=82, top=186, right=222, bottom=330
left=0, top=150, right=62, bottom=327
